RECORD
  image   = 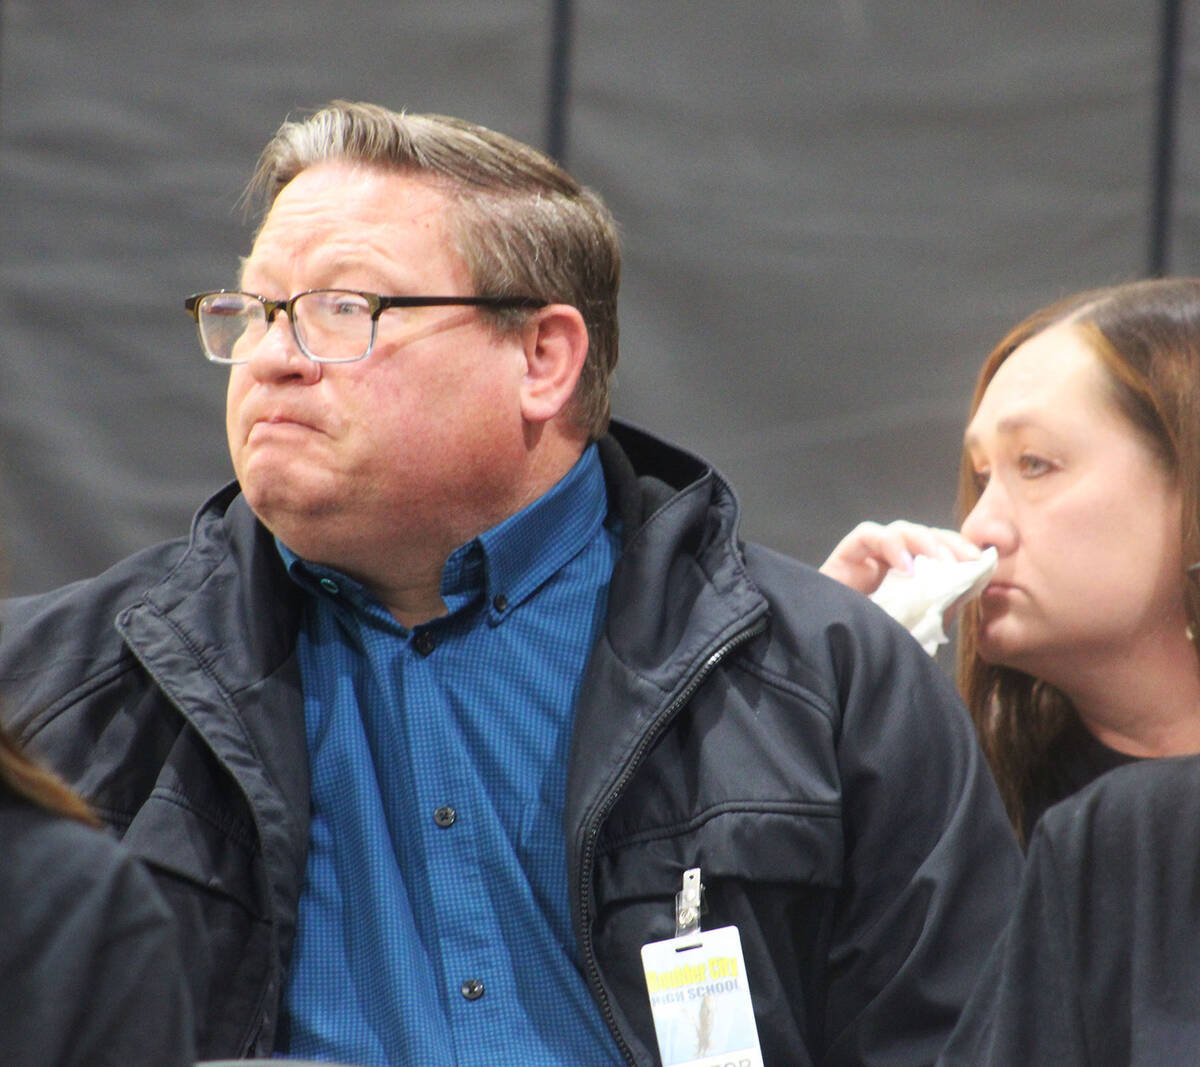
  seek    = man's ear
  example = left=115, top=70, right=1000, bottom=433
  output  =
left=518, top=304, right=589, bottom=425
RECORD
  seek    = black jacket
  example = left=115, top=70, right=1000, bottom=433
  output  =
left=939, top=751, right=1200, bottom=1066
left=0, top=795, right=194, bottom=1067
left=0, top=422, right=1021, bottom=1065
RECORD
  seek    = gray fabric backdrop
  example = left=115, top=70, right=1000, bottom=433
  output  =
left=0, top=1, right=1195, bottom=595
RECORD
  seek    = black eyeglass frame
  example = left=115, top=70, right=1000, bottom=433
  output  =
left=183, top=288, right=547, bottom=364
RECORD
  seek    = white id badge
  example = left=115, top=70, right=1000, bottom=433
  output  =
left=640, top=924, right=764, bottom=1067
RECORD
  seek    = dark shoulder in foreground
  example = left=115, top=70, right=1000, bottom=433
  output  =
left=0, top=794, right=194, bottom=1067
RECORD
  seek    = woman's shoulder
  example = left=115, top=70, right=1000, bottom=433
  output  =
left=1, top=793, right=123, bottom=860
left=0, top=794, right=192, bottom=1066
left=1035, top=752, right=1200, bottom=862
left=1022, top=716, right=1143, bottom=835
left=0, top=793, right=172, bottom=935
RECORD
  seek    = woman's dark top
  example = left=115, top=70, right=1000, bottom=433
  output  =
left=0, top=794, right=194, bottom=1067
left=1022, top=711, right=1140, bottom=835
left=940, top=753, right=1200, bottom=1065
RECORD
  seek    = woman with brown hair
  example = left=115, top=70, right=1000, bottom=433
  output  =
left=0, top=721, right=194, bottom=1065
left=822, top=276, right=1200, bottom=843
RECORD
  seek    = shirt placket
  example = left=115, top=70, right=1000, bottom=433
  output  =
left=399, top=626, right=513, bottom=1065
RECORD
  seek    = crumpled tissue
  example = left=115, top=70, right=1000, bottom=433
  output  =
left=870, top=546, right=998, bottom=655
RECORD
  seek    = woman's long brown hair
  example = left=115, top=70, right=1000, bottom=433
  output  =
left=0, top=726, right=99, bottom=826
left=955, top=277, right=1200, bottom=842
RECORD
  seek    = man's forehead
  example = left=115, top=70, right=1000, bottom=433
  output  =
left=248, top=164, right=446, bottom=247
left=241, top=163, right=463, bottom=285
left=262, top=163, right=449, bottom=228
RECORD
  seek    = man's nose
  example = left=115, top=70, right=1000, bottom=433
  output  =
left=244, top=311, right=322, bottom=384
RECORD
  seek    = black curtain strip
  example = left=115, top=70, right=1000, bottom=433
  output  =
left=1148, top=0, right=1184, bottom=276
left=545, top=0, right=574, bottom=164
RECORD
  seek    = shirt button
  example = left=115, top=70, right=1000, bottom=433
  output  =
left=460, top=978, right=485, bottom=1001
left=318, top=577, right=340, bottom=595
left=413, top=631, right=436, bottom=656
left=492, top=593, right=509, bottom=612
left=433, top=805, right=457, bottom=828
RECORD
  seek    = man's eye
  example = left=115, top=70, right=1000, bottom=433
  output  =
left=326, top=293, right=371, bottom=317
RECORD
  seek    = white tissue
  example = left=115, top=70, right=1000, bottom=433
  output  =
left=869, top=546, right=998, bottom=655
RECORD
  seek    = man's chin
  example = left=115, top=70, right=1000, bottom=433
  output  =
left=238, top=473, right=339, bottom=529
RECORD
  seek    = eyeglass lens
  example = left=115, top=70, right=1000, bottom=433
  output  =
left=197, top=291, right=375, bottom=364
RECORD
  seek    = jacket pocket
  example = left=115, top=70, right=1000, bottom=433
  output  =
left=596, top=802, right=843, bottom=907
left=590, top=807, right=842, bottom=1066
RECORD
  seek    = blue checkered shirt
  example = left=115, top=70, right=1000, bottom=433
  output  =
left=275, top=444, right=624, bottom=1065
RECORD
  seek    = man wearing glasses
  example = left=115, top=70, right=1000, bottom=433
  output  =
left=0, top=101, right=1020, bottom=1065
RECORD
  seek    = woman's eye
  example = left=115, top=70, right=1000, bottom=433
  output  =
left=1017, top=454, right=1052, bottom=477
left=972, top=469, right=990, bottom=493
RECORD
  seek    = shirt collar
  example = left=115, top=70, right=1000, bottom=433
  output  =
left=446, top=442, right=608, bottom=622
left=278, top=443, right=610, bottom=626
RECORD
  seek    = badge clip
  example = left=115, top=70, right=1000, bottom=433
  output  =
left=675, top=866, right=704, bottom=938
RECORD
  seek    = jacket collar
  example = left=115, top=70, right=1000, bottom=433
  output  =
left=120, top=422, right=766, bottom=838
left=597, top=420, right=765, bottom=678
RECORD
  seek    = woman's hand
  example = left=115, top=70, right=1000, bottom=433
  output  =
left=819, top=520, right=982, bottom=596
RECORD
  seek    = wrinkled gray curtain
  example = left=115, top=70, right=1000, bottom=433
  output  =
left=1, top=1, right=1195, bottom=595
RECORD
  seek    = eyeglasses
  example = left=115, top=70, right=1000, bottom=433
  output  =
left=183, top=289, right=545, bottom=365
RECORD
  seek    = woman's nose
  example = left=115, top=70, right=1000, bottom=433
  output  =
left=960, top=481, right=1016, bottom=555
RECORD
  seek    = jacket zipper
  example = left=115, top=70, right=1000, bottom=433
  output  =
left=578, top=612, right=769, bottom=1064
